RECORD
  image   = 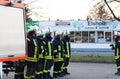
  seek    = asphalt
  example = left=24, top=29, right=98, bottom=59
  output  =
left=2, top=62, right=120, bottom=79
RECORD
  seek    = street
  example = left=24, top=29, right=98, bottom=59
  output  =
left=3, top=62, right=120, bottom=79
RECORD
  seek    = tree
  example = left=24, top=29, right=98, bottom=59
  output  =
left=24, top=7, right=31, bottom=20
left=23, top=0, right=46, bottom=21
left=24, top=0, right=39, bottom=21
left=87, top=0, right=120, bottom=20
left=104, top=0, right=120, bottom=21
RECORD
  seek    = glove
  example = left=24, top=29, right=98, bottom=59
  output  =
left=110, top=44, right=113, bottom=47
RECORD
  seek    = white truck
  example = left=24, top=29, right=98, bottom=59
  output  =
left=0, top=0, right=27, bottom=78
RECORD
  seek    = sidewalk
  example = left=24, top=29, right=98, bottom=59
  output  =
left=3, top=62, right=120, bottom=79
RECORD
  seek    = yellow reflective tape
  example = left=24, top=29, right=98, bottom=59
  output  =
left=31, top=75, right=35, bottom=78
left=66, top=42, right=70, bottom=58
left=117, top=66, right=120, bottom=69
left=48, top=70, right=50, bottom=72
left=62, top=41, right=64, bottom=44
left=58, top=45, right=61, bottom=58
left=58, top=45, right=61, bottom=51
left=25, top=57, right=38, bottom=62
left=115, top=48, right=119, bottom=59
left=24, top=65, right=31, bottom=79
left=33, top=39, right=37, bottom=59
left=53, top=71, right=58, bottom=74
left=54, top=58, right=64, bottom=62
left=43, top=70, right=48, bottom=73
left=53, top=50, right=57, bottom=52
left=41, top=46, right=44, bottom=53
left=39, top=46, right=44, bottom=58
left=45, top=56, right=53, bottom=59
left=61, top=62, right=64, bottom=70
left=48, top=42, right=51, bottom=56
left=15, top=72, right=23, bottom=75
left=44, top=60, right=47, bottom=72
left=35, top=71, right=43, bottom=75
left=113, top=44, right=115, bottom=48
left=43, top=41, right=46, bottom=45
left=58, top=52, right=61, bottom=58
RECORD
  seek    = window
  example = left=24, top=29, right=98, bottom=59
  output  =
left=70, top=31, right=74, bottom=42
left=89, top=31, right=95, bottom=43
left=82, top=31, right=88, bottom=43
left=98, top=31, right=104, bottom=43
left=75, top=31, right=81, bottom=43
left=105, top=32, right=111, bottom=42
left=69, top=31, right=113, bottom=43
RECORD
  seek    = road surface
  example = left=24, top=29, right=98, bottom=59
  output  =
left=3, top=62, right=120, bottom=79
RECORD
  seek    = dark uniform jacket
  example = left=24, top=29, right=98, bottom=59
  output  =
left=37, top=37, right=45, bottom=58
left=61, top=36, right=71, bottom=58
left=52, top=37, right=64, bottom=62
left=26, top=33, right=39, bottom=62
left=43, top=36, right=53, bottom=60
left=113, top=37, right=120, bottom=59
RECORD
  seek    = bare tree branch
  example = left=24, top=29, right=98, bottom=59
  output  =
left=104, top=0, right=120, bottom=21
left=114, top=0, right=120, bottom=2
left=93, top=0, right=114, bottom=8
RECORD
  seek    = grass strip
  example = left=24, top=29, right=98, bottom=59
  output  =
left=70, top=55, right=115, bottom=63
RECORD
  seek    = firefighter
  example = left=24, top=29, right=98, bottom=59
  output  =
left=43, top=29, right=53, bottom=79
left=52, top=31, right=64, bottom=78
left=61, top=31, right=71, bottom=75
left=110, top=31, right=120, bottom=75
left=24, top=26, right=39, bottom=79
left=14, top=60, right=25, bottom=79
left=35, top=30, right=45, bottom=79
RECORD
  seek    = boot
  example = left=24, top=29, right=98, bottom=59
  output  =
left=48, top=72, right=53, bottom=79
left=53, top=73, right=58, bottom=78
left=57, top=72, right=64, bottom=77
left=62, top=69, right=66, bottom=76
left=14, top=75, right=19, bottom=79
left=43, top=73, right=50, bottom=79
left=115, top=72, right=120, bottom=75
left=65, top=69, right=70, bottom=75
left=39, top=74, right=43, bottom=79
left=20, top=74, right=24, bottom=79
left=115, top=68, right=120, bottom=76
left=35, top=74, right=39, bottom=79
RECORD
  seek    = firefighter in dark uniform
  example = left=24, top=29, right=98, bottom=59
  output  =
left=14, top=60, right=25, bottom=79
left=36, top=31, right=45, bottom=79
left=24, top=26, right=39, bottom=79
left=43, top=30, right=53, bottom=79
left=52, top=31, right=64, bottom=78
left=110, top=31, right=120, bottom=75
left=61, top=31, right=71, bottom=75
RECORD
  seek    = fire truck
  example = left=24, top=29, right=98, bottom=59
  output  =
left=0, top=0, right=27, bottom=78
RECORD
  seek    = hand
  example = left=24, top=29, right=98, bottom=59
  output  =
left=110, top=44, right=113, bottom=47
left=55, top=55, right=58, bottom=58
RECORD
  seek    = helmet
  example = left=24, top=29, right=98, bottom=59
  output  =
left=37, top=30, right=44, bottom=36
left=27, top=26, right=39, bottom=33
left=55, top=31, right=61, bottom=36
left=43, top=28, right=52, bottom=37
left=44, top=29, right=50, bottom=34
left=63, top=30, right=70, bottom=36
left=114, top=31, right=118, bottom=36
left=117, top=32, right=120, bottom=36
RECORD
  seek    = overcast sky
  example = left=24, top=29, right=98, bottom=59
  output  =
left=24, top=0, right=92, bottom=20
left=24, top=0, right=120, bottom=21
